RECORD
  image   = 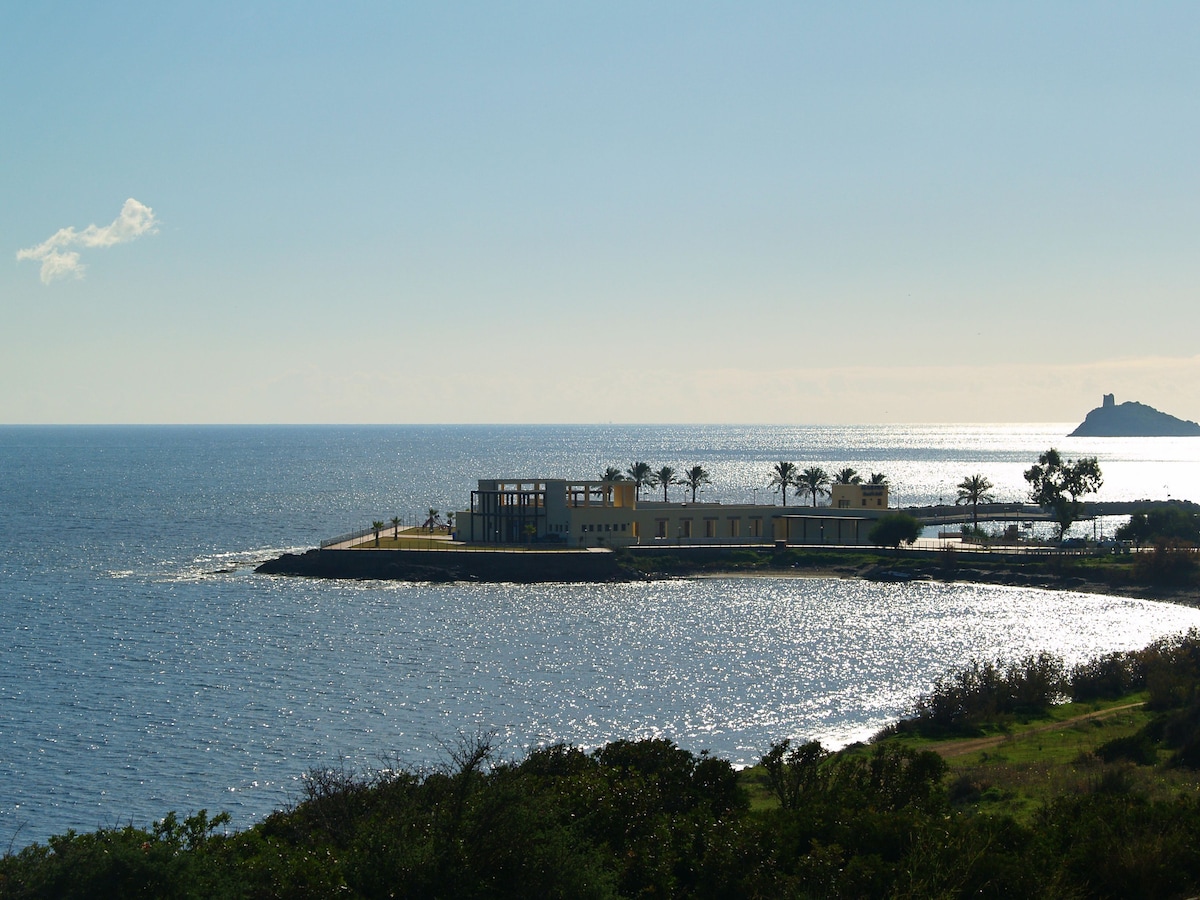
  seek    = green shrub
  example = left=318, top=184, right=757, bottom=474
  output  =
left=869, top=512, right=922, bottom=548
left=902, top=652, right=1067, bottom=736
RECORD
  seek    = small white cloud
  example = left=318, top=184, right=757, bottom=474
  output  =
left=17, top=198, right=159, bottom=284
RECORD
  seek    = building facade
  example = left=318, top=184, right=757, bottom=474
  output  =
left=457, top=478, right=891, bottom=548
left=831, top=482, right=889, bottom=509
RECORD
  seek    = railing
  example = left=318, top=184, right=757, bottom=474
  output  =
left=321, top=526, right=383, bottom=549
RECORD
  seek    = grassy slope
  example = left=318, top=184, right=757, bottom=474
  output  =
left=738, top=691, right=1200, bottom=825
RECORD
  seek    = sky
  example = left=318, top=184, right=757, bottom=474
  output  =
left=3, top=2, right=1198, bottom=424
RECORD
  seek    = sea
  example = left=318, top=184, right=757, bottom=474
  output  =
left=3, top=423, right=1200, bottom=848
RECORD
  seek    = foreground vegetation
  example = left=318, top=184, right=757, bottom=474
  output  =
left=6, top=631, right=1200, bottom=898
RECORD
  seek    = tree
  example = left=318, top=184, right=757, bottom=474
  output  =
left=869, top=472, right=889, bottom=485
left=681, top=465, right=711, bottom=503
left=391, top=516, right=401, bottom=540
left=425, top=508, right=440, bottom=535
left=652, top=466, right=679, bottom=503
left=769, top=461, right=798, bottom=506
left=955, top=474, right=995, bottom=532
left=627, top=462, right=653, bottom=501
left=1024, top=449, right=1103, bottom=540
left=600, top=466, right=626, bottom=502
left=796, top=466, right=831, bottom=507
left=869, top=512, right=922, bottom=548
left=371, top=520, right=384, bottom=547
left=1116, top=506, right=1200, bottom=549
left=833, top=467, right=862, bottom=485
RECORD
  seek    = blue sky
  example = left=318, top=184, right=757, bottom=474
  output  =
left=4, top=2, right=1198, bottom=423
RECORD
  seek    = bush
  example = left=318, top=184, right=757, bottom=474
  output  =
left=902, top=653, right=1067, bottom=736
left=869, top=512, right=922, bottom=548
left=1070, top=651, right=1141, bottom=701
left=1135, top=539, right=1199, bottom=586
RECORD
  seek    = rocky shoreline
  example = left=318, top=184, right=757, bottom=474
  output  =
left=256, top=544, right=1199, bottom=606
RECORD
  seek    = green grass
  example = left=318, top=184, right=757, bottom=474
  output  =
left=737, top=690, right=1200, bottom=826
left=873, top=691, right=1200, bottom=823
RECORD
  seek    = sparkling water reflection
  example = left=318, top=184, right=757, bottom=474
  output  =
left=3, top=424, right=1200, bottom=847
left=5, top=569, right=1200, bottom=845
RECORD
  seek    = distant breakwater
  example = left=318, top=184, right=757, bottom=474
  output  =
left=255, top=547, right=635, bottom=583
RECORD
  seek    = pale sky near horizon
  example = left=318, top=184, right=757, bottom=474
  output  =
left=3, top=2, right=1198, bottom=425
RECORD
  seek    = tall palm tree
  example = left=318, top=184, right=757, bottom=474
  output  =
left=681, top=465, right=711, bottom=503
left=833, top=467, right=862, bottom=485
left=371, top=520, right=384, bottom=547
left=626, top=462, right=653, bottom=501
left=426, top=508, right=439, bottom=535
left=956, top=474, right=995, bottom=531
left=390, top=516, right=401, bottom=539
left=868, top=472, right=889, bottom=485
left=769, top=461, right=798, bottom=506
left=652, top=466, right=679, bottom=502
left=796, top=466, right=831, bottom=507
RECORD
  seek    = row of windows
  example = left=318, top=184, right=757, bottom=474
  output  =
left=653, top=517, right=763, bottom=538
left=581, top=523, right=629, bottom=533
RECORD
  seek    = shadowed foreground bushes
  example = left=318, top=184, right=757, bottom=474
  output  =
left=9, top=634, right=1200, bottom=898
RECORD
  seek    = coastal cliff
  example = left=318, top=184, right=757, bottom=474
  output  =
left=1070, top=394, right=1200, bottom=437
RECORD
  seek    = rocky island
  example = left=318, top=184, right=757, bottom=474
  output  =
left=1070, top=393, right=1200, bottom=437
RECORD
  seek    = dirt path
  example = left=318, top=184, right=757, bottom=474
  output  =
left=931, top=701, right=1145, bottom=759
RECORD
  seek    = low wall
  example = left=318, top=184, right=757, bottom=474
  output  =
left=256, top=547, right=632, bottom=583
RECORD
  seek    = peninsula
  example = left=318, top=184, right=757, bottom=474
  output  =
left=1070, top=393, right=1200, bottom=437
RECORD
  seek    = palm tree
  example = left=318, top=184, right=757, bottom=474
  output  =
left=371, top=520, right=384, bottom=547
left=600, top=466, right=626, bottom=502
left=681, top=465, right=711, bottom=503
left=833, top=467, right=862, bottom=485
left=769, top=461, right=798, bottom=506
left=652, top=466, right=679, bottom=502
left=796, top=466, right=831, bottom=507
left=426, top=508, right=440, bottom=535
left=868, top=472, right=889, bottom=485
left=390, top=516, right=401, bottom=539
left=627, top=462, right=653, bottom=501
left=955, top=474, right=995, bottom=531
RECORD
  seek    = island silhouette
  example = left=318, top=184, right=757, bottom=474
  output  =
left=1071, top=393, right=1200, bottom=437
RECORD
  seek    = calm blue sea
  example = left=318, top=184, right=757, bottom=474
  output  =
left=3, top=424, right=1200, bottom=847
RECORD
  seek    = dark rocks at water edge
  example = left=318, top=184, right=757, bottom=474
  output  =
left=1071, top=393, right=1200, bottom=437
left=255, top=548, right=638, bottom=583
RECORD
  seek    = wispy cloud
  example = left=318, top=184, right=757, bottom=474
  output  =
left=17, top=198, right=159, bottom=284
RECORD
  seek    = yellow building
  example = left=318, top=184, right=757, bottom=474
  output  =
left=830, top=482, right=889, bottom=510
left=457, top=478, right=890, bottom=548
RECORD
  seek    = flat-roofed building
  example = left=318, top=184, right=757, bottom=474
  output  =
left=457, top=477, right=890, bottom=548
left=831, top=482, right=889, bottom=510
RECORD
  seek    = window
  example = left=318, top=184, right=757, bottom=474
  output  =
left=705, top=519, right=716, bottom=538
left=680, top=519, right=692, bottom=538
left=749, top=517, right=762, bottom=537
left=728, top=517, right=740, bottom=537
left=656, top=519, right=667, bottom=538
